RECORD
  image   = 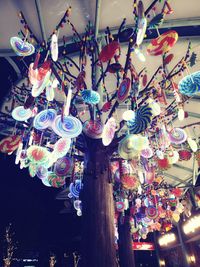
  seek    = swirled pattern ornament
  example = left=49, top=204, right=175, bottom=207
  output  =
left=168, top=128, right=187, bottom=144
left=81, top=90, right=100, bottom=104
left=10, top=36, right=35, bottom=56
left=83, top=120, right=103, bottom=139
left=33, top=109, right=57, bottom=130
left=12, top=106, right=32, bottom=121
left=48, top=171, right=66, bottom=188
left=69, top=180, right=82, bottom=198
left=178, top=71, right=200, bottom=96
left=36, top=165, right=48, bottom=180
left=117, top=78, right=131, bottom=103
left=0, top=135, right=21, bottom=154
left=27, top=145, right=50, bottom=165
left=54, top=157, right=72, bottom=176
left=127, top=105, right=152, bottom=134
left=145, top=206, right=158, bottom=220
left=52, top=115, right=82, bottom=138
left=53, top=138, right=71, bottom=159
left=102, top=117, right=117, bottom=146
left=147, top=30, right=178, bottom=56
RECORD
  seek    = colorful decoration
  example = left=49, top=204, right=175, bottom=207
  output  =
left=48, top=172, right=66, bottom=188
left=69, top=180, right=82, bottom=198
left=81, top=90, right=100, bottom=105
left=0, top=135, right=21, bottom=154
left=117, top=78, right=131, bottom=103
left=10, top=36, right=35, bottom=56
left=178, top=150, right=192, bottom=161
left=99, top=41, right=120, bottom=62
left=54, top=156, right=72, bottom=176
left=102, top=117, right=117, bottom=146
left=52, top=115, right=82, bottom=138
left=147, top=30, right=178, bottom=56
left=27, top=145, right=50, bottom=165
left=36, top=165, right=48, bottom=179
left=168, top=128, right=187, bottom=144
left=83, top=120, right=103, bottom=139
left=1, top=1, right=199, bottom=243
left=33, top=109, right=57, bottom=130
left=12, top=106, right=32, bottom=121
left=52, top=137, right=71, bottom=159
left=118, top=135, right=138, bottom=160
left=127, top=105, right=152, bottom=134
left=121, top=174, right=140, bottom=190
left=136, top=1, right=147, bottom=46
left=51, top=33, right=58, bottom=62
left=178, top=71, right=200, bottom=96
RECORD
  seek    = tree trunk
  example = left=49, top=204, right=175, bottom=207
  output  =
left=118, top=213, right=135, bottom=267
left=81, top=138, right=117, bottom=267
left=3, top=258, right=11, bottom=267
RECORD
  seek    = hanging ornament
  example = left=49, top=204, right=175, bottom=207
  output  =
left=51, top=33, right=59, bottom=62
left=147, top=30, right=178, bottom=56
left=63, top=83, right=72, bottom=116
left=136, top=1, right=147, bottom=46
left=10, top=36, right=35, bottom=56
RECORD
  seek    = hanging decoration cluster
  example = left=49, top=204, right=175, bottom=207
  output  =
left=0, top=0, right=200, bottom=240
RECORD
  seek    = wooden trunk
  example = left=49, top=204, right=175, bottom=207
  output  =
left=3, top=258, right=11, bottom=267
left=81, top=138, right=117, bottom=267
left=118, top=214, right=135, bottom=267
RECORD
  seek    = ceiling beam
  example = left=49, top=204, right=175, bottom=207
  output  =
left=35, top=0, right=47, bottom=44
left=96, top=17, right=200, bottom=39
left=94, top=0, right=102, bottom=40
left=163, top=172, right=191, bottom=185
left=187, top=112, right=200, bottom=119
left=1, top=16, right=200, bottom=57
left=173, top=164, right=193, bottom=173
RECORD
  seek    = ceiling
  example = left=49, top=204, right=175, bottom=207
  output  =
left=0, top=0, right=200, bottom=189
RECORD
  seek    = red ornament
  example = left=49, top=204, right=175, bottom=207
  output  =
left=171, top=188, right=183, bottom=197
left=142, top=74, right=148, bottom=87
left=178, top=150, right=192, bottom=161
left=99, top=41, right=120, bottom=63
left=101, top=101, right=112, bottom=112
left=157, top=157, right=170, bottom=170
left=164, top=53, right=174, bottom=65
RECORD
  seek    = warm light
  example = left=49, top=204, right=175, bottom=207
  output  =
left=183, top=214, right=200, bottom=235
left=178, top=108, right=185, bottom=121
left=187, top=138, right=198, bottom=152
left=160, top=260, right=165, bottom=266
left=189, top=255, right=196, bottom=263
left=134, top=48, right=146, bottom=62
left=122, top=110, right=135, bottom=121
left=158, top=233, right=176, bottom=247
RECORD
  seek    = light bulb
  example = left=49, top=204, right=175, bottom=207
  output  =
left=178, top=108, right=185, bottom=121
left=134, top=48, right=146, bottom=62
left=187, top=137, right=197, bottom=152
left=122, top=110, right=135, bottom=121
